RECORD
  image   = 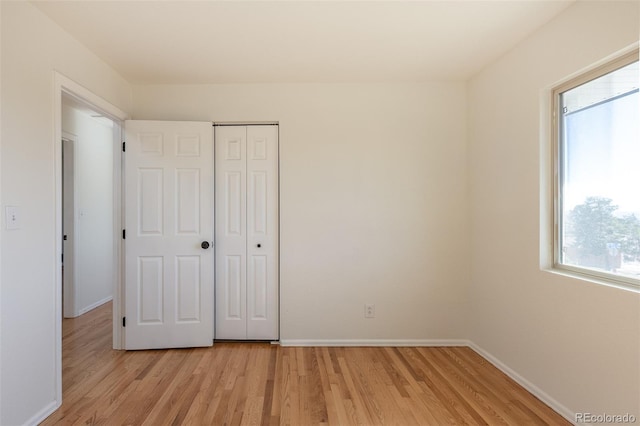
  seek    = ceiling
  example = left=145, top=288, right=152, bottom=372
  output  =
left=34, top=0, right=575, bottom=85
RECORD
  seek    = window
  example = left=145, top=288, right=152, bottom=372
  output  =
left=554, top=50, right=639, bottom=289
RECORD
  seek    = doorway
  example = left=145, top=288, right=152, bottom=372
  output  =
left=53, top=72, right=128, bottom=408
left=62, top=95, right=116, bottom=319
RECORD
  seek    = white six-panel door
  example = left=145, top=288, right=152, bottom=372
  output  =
left=215, top=125, right=279, bottom=340
left=124, top=121, right=213, bottom=349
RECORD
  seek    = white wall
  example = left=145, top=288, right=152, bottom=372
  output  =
left=133, top=82, right=470, bottom=343
left=62, top=104, right=114, bottom=317
left=0, top=2, right=130, bottom=425
left=468, top=0, right=640, bottom=420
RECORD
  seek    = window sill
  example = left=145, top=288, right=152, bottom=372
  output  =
left=545, top=265, right=640, bottom=294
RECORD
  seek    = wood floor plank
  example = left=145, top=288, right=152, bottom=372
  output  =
left=42, top=302, right=572, bottom=425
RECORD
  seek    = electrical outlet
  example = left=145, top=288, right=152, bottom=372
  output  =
left=365, top=303, right=375, bottom=318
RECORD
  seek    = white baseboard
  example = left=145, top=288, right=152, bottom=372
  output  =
left=467, top=342, right=576, bottom=425
left=24, top=399, right=59, bottom=426
left=279, top=339, right=468, bottom=347
left=77, top=296, right=112, bottom=316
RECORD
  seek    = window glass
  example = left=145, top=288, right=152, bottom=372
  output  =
left=558, top=59, right=639, bottom=285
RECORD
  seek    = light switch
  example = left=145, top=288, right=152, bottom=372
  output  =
left=5, top=206, right=20, bottom=230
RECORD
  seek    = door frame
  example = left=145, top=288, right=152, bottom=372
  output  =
left=53, top=72, right=128, bottom=406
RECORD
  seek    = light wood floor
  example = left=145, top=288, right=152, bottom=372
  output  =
left=42, top=302, right=570, bottom=425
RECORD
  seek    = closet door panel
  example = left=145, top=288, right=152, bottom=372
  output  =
left=246, top=126, right=279, bottom=340
left=215, top=126, right=247, bottom=339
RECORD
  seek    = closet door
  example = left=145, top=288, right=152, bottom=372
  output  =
left=215, top=125, right=279, bottom=340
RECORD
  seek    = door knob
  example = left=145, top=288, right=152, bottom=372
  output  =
left=257, top=243, right=261, bottom=248
left=201, top=241, right=210, bottom=249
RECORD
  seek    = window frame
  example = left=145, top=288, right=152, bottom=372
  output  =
left=552, top=49, right=640, bottom=290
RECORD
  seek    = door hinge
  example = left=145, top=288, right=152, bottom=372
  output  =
left=122, top=317, right=126, bottom=327
left=122, top=229, right=126, bottom=239
left=122, top=141, right=126, bottom=152
left=63, top=235, right=67, bottom=241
